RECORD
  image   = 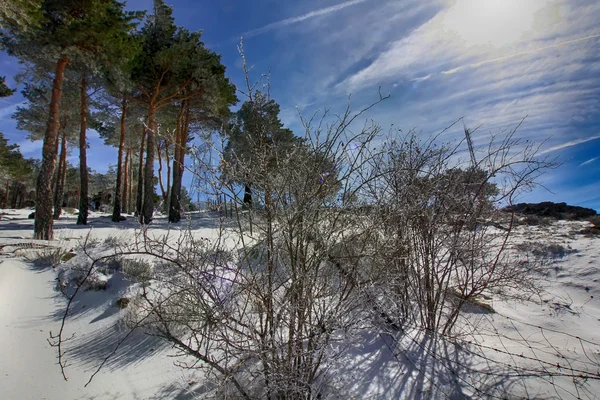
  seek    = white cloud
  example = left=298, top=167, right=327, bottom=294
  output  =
left=340, top=0, right=600, bottom=92
left=242, top=0, right=371, bottom=38
left=539, top=135, right=600, bottom=155
left=578, top=157, right=599, bottom=167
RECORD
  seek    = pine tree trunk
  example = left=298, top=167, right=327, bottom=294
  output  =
left=168, top=103, right=189, bottom=223
left=34, top=56, right=69, bottom=240
left=135, top=126, right=146, bottom=217
left=17, top=185, right=23, bottom=208
left=77, top=75, right=89, bottom=225
left=244, top=183, right=252, bottom=207
left=53, top=131, right=67, bottom=219
left=165, top=143, right=171, bottom=212
left=3, top=178, right=9, bottom=208
left=50, top=129, right=61, bottom=197
left=157, top=140, right=167, bottom=201
left=112, top=97, right=127, bottom=222
left=10, top=182, right=18, bottom=208
left=122, top=147, right=129, bottom=214
left=128, top=148, right=134, bottom=213
left=141, top=105, right=156, bottom=224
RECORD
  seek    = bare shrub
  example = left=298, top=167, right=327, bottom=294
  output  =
left=20, top=245, right=72, bottom=268
left=515, top=241, right=575, bottom=260
left=121, top=258, right=153, bottom=285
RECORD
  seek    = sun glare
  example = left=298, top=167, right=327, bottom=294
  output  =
left=440, top=0, right=550, bottom=48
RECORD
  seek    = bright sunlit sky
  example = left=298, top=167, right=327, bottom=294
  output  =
left=1, top=0, right=599, bottom=210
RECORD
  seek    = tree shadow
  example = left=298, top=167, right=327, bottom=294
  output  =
left=154, top=381, right=219, bottom=400
left=327, top=326, right=544, bottom=399
left=65, top=320, right=168, bottom=372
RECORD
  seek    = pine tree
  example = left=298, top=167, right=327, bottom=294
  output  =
left=223, top=92, right=300, bottom=207
left=0, top=132, right=35, bottom=209
left=167, top=29, right=236, bottom=223
left=1, top=0, right=141, bottom=238
left=131, top=1, right=236, bottom=224
left=0, top=77, right=15, bottom=97
left=14, top=76, right=80, bottom=219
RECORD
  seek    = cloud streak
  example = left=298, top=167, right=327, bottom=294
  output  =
left=539, top=135, right=600, bottom=155
left=579, top=157, right=599, bottom=167
left=242, top=0, right=369, bottom=38
left=442, top=34, right=600, bottom=76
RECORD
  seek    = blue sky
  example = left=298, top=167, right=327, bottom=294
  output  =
left=1, top=0, right=600, bottom=210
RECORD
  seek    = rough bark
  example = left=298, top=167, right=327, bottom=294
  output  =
left=50, top=128, right=61, bottom=197
left=122, top=147, right=129, bottom=214
left=3, top=179, right=9, bottom=208
left=165, top=142, right=171, bottom=210
left=135, top=127, right=146, bottom=217
left=157, top=140, right=167, bottom=201
left=244, top=183, right=252, bottom=207
left=34, top=56, right=69, bottom=240
left=141, top=105, right=156, bottom=224
left=168, top=103, right=189, bottom=222
left=128, top=148, right=134, bottom=213
left=53, top=131, right=68, bottom=219
left=112, top=97, right=127, bottom=222
left=77, top=75, right=89, bottom=225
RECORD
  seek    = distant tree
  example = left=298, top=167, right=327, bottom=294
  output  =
left=0, top=77, right=15, bottom=97
left=0, top=0, right=41, bottom=30
left=166, top=30, right=236, bottom=223
left=223, top=91, right=300, bottom=207
left=14, top=77, right=80, bottom=219
left=1, top=0, right=141, bottom=239
left=131, top=0, right=236, bottom=224
left=0, top=132, right=35, bottom=208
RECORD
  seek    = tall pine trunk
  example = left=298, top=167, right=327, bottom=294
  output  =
left=112, top=97, right=127, bottom=222
left=128, top=148, right=134, bottom=213
left=165, top=143, right=171, bottom=211
left=141, top=105, right=156, bottom=224
left=135, top=126, right=146, bottom=216
left=77, top=75, right=89, bottom=225
left=168, top=103, right=189, bottom=222
left=157, top=140, right=167, bottom=201
left=50, top=129, right=61, bottom=198
left=3, top=179, right=9, bottom=208
left=122, top=147, right=129, bottom=214
left=34, top=56, right=69, bottom=240
left=53, top=131, right=67, bottom=219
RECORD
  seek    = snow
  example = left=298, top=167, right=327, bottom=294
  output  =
left=0, top=210, right=206, bottom=400
left=1, top=208, right=599, bottom=399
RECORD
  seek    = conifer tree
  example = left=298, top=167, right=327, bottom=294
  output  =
left=0, top=77, right=15, bottom=97
left=131, top=1, right=236, bottom=224
left=223, top=92, right=299, bottom=207
left=1, top=0, right=141, bottom=238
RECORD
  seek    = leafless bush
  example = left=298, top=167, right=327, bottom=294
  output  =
left=121, top=258, right=153, bottom=285
left=51, top=52, right=598, bottom=398
left=20, top=244, right=72, bottom=268
left=515, top=241, right=575, bottom=260
left=354, top=123, right=557, bottom=336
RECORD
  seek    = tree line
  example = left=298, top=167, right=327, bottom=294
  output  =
left=0, top=0, right=254, bottom=239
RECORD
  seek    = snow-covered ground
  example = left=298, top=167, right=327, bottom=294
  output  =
left=1, top=208, right=599, bottom=399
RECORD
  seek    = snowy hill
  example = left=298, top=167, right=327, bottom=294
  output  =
left=1, top=209, right=599, bottom=399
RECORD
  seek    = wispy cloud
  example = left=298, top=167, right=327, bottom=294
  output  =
left=444, top=34, right=600, bottom=76
left=539, top=135, right=600, bottom=155
left=0, top=102, right=22, bottom=120
left=411, top=74, right=431, bottom=82
left=579, top=157, right=599, bottom=167
left=242, top=0, right=370, bottom=38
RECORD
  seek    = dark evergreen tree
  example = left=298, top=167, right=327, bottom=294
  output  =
left=223, top=92, right=300, bottom=207
left=1, top=0, right=141, bottom=239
